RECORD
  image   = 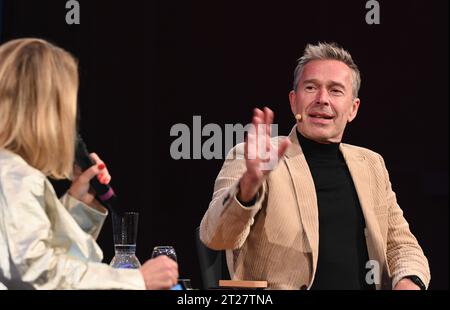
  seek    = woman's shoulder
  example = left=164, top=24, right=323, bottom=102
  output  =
left=0, top=149, right=46, bottom=199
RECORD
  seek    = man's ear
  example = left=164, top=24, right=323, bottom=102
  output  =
left=289, top=90, right=297, bottom=116
left=348, top=98, right=360, bottom=123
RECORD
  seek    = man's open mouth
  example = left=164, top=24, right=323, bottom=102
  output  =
left=308, top=112, right=334, bottom=120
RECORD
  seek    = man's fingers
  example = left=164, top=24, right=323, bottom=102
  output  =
left=253, top=108, right=264, bottom=120
left=252, top=116, right=264, bottom=129
left=263, top=108, right=273, bottom=152
left=248, top=107, right=277, bottom=162
left=247, top=130, right=258, bottom=161
left=263, top=107, right=274, bottom=126
left=277, top=138, right=291, bottom=158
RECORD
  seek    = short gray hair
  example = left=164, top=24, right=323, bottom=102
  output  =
left=293, top=42, right=361, bottom=98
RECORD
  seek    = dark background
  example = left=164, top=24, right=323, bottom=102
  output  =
left=0, top=0, right=448, bottom=289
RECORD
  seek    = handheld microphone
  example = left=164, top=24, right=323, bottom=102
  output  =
left=75, top=133, right=123, bottom=216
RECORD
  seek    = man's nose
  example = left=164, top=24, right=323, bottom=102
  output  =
left=315, top=88, right=330, bottom=105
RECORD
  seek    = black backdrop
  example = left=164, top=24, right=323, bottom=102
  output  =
left=0, top=0, right=448, bottom=289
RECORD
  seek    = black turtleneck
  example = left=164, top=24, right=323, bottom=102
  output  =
left=297, top=130, right=374, bottom=290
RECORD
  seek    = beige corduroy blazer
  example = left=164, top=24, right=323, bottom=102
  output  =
left=200, top=126, right=430, bottom=290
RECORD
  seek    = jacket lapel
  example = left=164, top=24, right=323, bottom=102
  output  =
left=339, top=145, right=377, bottom=236
left=283, top=127, right=319, bottom=281
left=340, top=144, right=388, bottom=289
left=282, top=126, right=387, bottom=288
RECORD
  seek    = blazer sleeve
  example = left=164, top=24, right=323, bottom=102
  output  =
left=199, top=143, right=266, bottom=250
left=0, top=174, right=145, bottom=290
left=379, top=155, right=431, bottom=289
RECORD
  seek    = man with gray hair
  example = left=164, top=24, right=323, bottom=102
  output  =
left=200, top=42, right=430, bottom=290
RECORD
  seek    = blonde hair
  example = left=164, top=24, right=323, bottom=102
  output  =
left=0, top=38, right=78, bottom=179
left=293, top=42, right=361, bottom=98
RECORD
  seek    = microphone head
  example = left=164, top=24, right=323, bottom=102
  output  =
left=295, top=114, right=302, bottom=121
left=75, top=133, right=95, bottom=170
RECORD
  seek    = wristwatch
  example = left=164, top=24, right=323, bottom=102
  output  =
left=404, top=275, right=426, bottom=290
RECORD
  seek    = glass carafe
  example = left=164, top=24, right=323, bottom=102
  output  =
left=110, top=212, right=141, bottom=269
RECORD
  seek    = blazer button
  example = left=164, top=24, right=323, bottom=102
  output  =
left=300, top=285, right=308, bottom=290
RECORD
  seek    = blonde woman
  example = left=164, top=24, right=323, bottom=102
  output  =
left=0, top=38, right=178, bottom=290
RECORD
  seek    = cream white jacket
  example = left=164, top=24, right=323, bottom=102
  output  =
left=0, top=149, right=145, bottom=290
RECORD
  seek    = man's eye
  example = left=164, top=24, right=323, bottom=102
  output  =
left=305, top=86, right=316, bottom=91
left=331, top=89, right=343, bottom=94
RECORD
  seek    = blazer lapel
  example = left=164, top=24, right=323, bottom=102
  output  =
left=282, top=127, right=388, bottom=288
left=283, top=127, right=319, bottom=279
left=339, top=145, right=377, bottom=235
left=340, top=145, right=388, bottom=289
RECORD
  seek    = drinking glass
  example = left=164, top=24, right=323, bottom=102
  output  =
left=151, top=245, right=177, bottom=262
